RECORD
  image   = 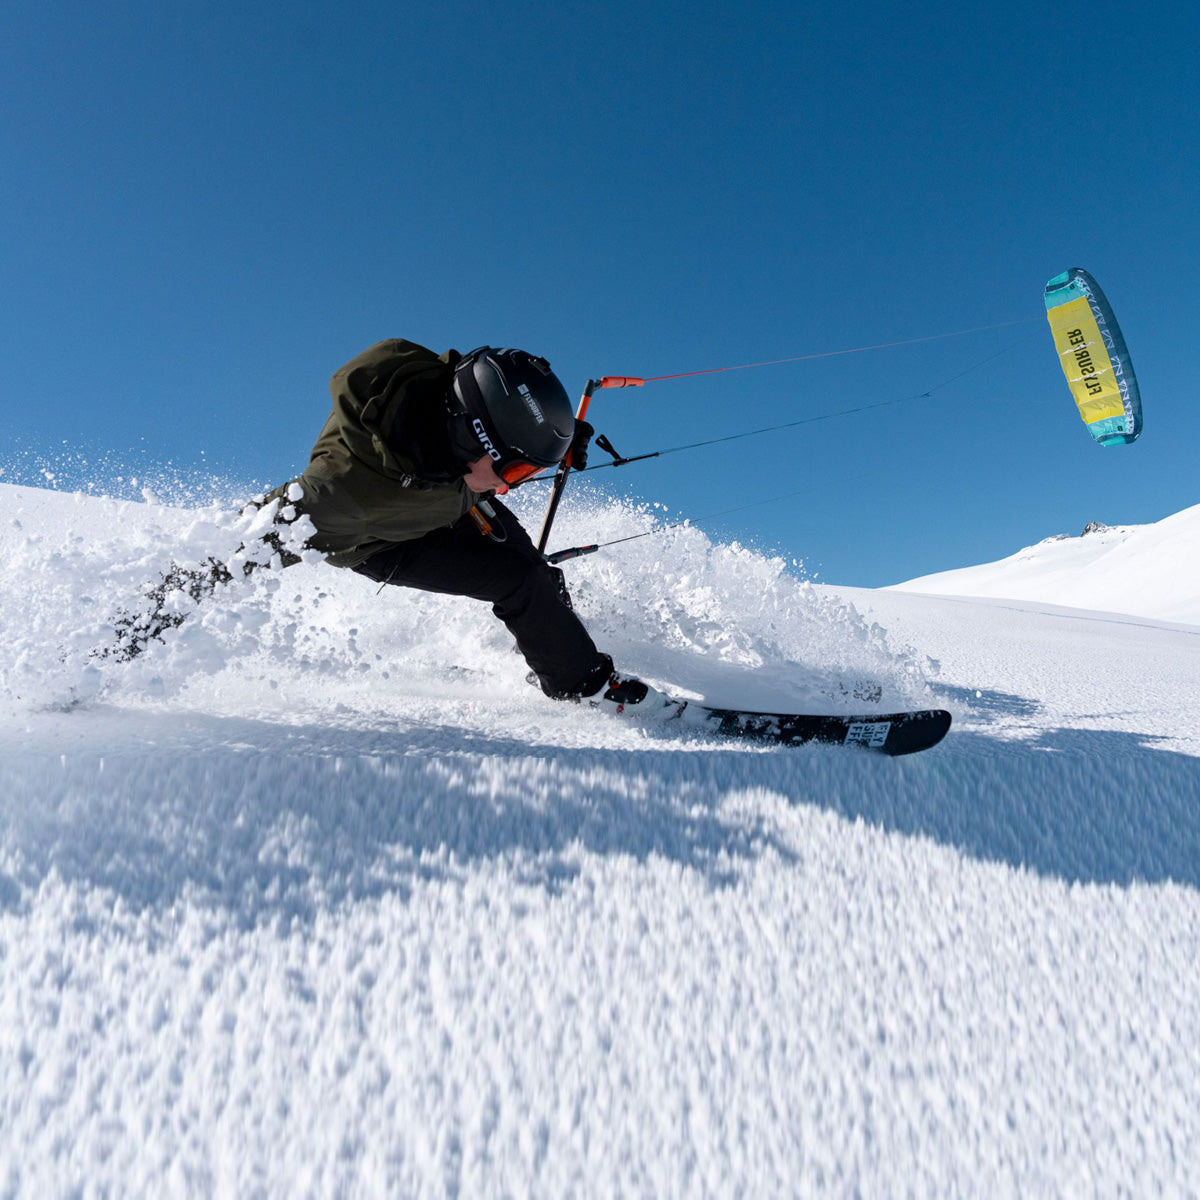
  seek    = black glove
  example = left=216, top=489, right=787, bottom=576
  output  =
left=569, top=418, right=594, bottom=470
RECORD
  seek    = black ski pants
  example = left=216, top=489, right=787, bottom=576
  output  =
left=352, top=500, right=611, bottom=698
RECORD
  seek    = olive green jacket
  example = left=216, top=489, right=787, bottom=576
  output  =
left=273, top=339, right=481, bottom=569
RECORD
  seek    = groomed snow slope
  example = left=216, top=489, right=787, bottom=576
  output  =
left=3, top=481, right=1200, bottom=1196
left=892, top=501, right=1200, bottom=625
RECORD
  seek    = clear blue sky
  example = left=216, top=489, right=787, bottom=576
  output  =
left=3, top=0, right=1197, bottom=585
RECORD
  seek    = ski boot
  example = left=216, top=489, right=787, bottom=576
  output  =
left=591, top=670, right=689, bottom=721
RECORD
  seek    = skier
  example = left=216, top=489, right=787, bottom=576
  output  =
left=102, top=337, right=952, bottom=754
left=259, top=338, right=663, bottom=710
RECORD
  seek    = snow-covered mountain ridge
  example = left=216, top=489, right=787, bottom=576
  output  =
left=893, top=500, right=1200, bottom=625
left=3, top=481, right=1200, bottom=1196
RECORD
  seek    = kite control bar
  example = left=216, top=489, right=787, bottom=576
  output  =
left=535, top=374, right=643, bottom=555
left=596, top=376, right=645, bottom=389
left=544, top=543, right=599, bottom=564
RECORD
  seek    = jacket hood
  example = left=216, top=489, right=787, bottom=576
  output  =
left=321, top=340, right=462, bottom=483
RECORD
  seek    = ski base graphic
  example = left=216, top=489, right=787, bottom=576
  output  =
left=697, top=705, right=952, bottom=756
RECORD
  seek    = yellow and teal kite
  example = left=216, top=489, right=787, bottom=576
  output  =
left=1044, top=267, right=1141, bottom=446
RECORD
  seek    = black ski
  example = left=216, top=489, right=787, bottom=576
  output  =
left=694, top=705, right=952, bottom=756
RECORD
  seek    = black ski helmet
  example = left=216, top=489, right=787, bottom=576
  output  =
left=448, top=347, right=575, bottom=471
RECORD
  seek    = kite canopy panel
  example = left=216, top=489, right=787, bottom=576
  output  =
left=1044, top=268, right=1142, bottom=446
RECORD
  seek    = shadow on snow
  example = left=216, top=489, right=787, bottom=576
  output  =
left=3, top=704, right=1200, bottom=923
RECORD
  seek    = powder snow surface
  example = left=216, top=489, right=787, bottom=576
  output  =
left=2, top=481, right=1199, bottom=1196
left=892, top=501, right=1200, bottom=625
